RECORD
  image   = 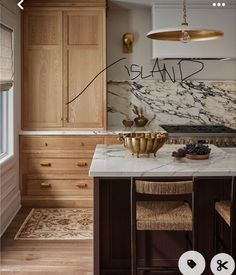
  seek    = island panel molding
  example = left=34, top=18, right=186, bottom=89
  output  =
left=108, top=80, right=236, bottom=129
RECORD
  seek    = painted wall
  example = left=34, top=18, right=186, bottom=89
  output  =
left=0, top=0, right=21, bottom=236
left=107, top=6, right=236, bottom=81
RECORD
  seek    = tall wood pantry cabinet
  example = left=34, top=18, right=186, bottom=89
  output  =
left=22, top=1, right=106, bottom=130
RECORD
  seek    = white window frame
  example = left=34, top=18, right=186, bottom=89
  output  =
left=0, top=23, right=14, bottom=164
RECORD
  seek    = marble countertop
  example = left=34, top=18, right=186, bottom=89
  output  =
left=89, top=144, right=236, bottom=177
left=19, top=125, right=165, bottom=136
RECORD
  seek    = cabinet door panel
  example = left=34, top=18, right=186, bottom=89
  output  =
left=64, top=9, right=106, bottom=129
left=68, top=15, right=99, bottom=45
left=28, top=15, right=59, bottom=45
left=22, top=11, right=63, bottom=129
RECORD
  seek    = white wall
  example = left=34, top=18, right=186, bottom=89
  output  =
left=0, top=0, right=21, bottom=236
left=107, top=5, right=236, bottom=81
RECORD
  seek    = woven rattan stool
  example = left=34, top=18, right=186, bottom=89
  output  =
left=131, top=179, right=194, bottom=275
left=214, top=177, right=235, bottom=259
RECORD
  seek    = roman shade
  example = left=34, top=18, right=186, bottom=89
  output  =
left=0, top=24, right=13, bottom=92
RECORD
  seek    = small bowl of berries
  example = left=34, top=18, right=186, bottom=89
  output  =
left=172, top=143, right=211, bottom=160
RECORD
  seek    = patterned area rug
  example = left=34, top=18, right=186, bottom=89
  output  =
left=15, top=208, right=93, bottom=240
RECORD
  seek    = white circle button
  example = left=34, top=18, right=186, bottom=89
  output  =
left=178, top=250, right=206, bottom=275
left=210, top=253, right=235, bottom=275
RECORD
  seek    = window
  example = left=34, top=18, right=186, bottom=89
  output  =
left=0, top=24, right=13, bottom=160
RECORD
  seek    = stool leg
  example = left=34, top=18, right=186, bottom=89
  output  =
left=230, top=177, right=236, bottom=260
left=230, top=227, right=235, bottom=260
left=213, top=209, right=219, bottom=255
left=131, top=178, right=137, bottom=275
left=192, top=180, right=197, bottom=251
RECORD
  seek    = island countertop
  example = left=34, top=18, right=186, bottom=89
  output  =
left=89, top=144, right=236, bottom=177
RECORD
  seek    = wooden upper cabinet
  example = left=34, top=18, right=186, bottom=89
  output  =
left=22, top=10, right=63, bottom=129
left=22, top=5, right=106, bottom=130
left=63, top=9, right=106, bottom=129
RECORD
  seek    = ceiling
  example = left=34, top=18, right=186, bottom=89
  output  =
left=110, top=0, right=236, bottom=8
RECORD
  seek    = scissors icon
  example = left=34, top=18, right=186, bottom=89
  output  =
left=217, top=259, right=228, bottom=271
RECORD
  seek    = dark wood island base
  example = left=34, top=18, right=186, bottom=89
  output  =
left=94, top=177, right=233, bottom=275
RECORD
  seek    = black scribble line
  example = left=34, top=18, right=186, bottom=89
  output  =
left=67, top=57, right=127, bottom=105
left=178, top=59, right=204, bottom=81
left=124, top=65, right=130, bottom=76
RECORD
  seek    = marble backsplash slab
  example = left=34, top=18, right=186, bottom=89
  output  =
left=108, top=80, right=236, bottom=129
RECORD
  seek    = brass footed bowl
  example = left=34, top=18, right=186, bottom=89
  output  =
left=119, top=132, right=168, bottom=158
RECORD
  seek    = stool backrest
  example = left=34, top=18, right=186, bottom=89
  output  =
left=135, top=180, right=193, bottom=195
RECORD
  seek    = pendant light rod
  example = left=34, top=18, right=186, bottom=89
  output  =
left=182, top=0, right=188, bottom=26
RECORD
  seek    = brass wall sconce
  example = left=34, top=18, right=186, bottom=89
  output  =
left=122, top=33, right=134, bottom=53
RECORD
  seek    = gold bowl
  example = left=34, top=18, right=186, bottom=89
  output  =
left=119, top=132, right=168, bottom=158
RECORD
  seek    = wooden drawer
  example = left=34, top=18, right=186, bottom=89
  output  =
left=21, top=136, right=104, bottom=151
left=22, top=179, right=93, bottom=196
left=26, top=157, right=92, bottom=174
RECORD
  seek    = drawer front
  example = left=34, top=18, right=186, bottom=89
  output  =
left=26, top=157, right=92, bottom=174
left=21, top=136, right=104, bottom=151
left=23, top=179, right=93, bottom=196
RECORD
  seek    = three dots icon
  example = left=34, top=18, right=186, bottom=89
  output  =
left=212, top=2, right=226, bottom=7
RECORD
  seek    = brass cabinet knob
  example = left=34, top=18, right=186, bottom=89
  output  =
left=40, top=182, right=51, bottom=188
left=80, top=142, right=85, bottom=146
left=76, top=162, right=87, bottom=167
left=40, top=162, right=51, bottom=167
left=76, top=184, right=88, bottom=189
left=61, top=117, right=68, bottom=121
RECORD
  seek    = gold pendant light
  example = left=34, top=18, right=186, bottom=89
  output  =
left=147, top=0, right=224, bottom=43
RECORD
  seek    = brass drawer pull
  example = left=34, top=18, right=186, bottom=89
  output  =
left=80, top=142, right=85, bottom=146
left=76, top=184, right=88, bottom=189
left=40, top=182, right=51, bottom=188
left=40, top=162, right=51, bottom=167
left=76, top=162, right=87, bottom=167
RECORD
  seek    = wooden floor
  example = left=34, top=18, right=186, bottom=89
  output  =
left=0, top=208, right=93, bottom=275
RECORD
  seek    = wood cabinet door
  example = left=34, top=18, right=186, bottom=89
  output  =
left=63, top=9, right=106, bottom=129
left=22, top=10, right=63, bottom=129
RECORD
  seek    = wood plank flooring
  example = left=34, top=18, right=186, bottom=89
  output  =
left=0, top=208, right=93, bottom=275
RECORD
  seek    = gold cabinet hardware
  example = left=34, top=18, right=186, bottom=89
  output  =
left=61, top=117, right=68, bottom=122
left=40, top=182, right=51, bottom=188
left=76, top=162, right=87, bottom=167
left=45, top=142, right=48, bottom=147
left=80, top=142, right=85, bottom=146
left=40, top=162, right=51, bottom=167
left=76, top=184, right=88, bottom=189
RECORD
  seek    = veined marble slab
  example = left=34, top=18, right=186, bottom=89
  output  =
left=89, top=144, right=236, bottom=177
left=108, top=80, right=236, bottom=129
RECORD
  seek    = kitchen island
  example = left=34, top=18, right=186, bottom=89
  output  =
left=89, top=144, right=236, bottom=275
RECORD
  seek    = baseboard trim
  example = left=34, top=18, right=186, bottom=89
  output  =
left=1, top=204, right=21, bottom=237
left=1, top=190, right=21, bottom=237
